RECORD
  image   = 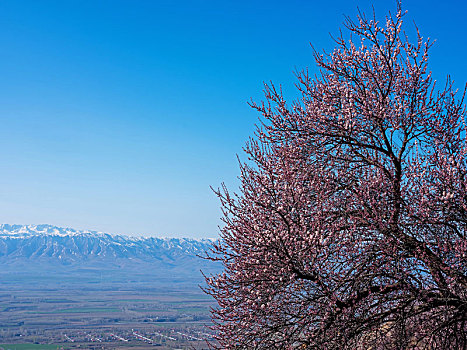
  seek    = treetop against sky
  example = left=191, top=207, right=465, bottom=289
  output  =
left=205, top=4, right=467, bottom=348
left=0, top=0, right=465, bottom=238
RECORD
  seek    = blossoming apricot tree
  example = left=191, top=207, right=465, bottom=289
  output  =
left=205, top=4, right=467, bottom=349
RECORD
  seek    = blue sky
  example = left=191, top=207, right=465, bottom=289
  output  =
left=0, top=0, right=465, bottom=238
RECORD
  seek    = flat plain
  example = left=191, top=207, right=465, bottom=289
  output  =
left=0, top=267, right=217, bottom=349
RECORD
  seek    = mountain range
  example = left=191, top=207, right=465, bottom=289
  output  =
left=0, top=224, right=221, bottom=286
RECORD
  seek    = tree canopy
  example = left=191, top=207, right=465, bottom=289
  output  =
left=205, top=4, right=467, bottom=349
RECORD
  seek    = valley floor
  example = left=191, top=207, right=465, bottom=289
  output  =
left=0, top=272, right=217, bottom=349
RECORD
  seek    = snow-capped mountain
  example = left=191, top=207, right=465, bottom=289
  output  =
left=0, top=224, right=105, bottom=238
left=0, top=224, right=217, bottom=269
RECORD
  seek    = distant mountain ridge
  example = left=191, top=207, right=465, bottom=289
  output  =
left=0, top=223, right=110, bottom=238
left=0, top=224, right=217, bottom=272
left=0, top=223, right=213, bottom=240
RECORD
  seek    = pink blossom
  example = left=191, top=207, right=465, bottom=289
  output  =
left=204, top=3, right=467, bottom=349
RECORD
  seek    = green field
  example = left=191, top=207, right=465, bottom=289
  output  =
left=177, top=306, right=209, bottom=313
left=55, top=307, right=120, bottom=313
left=31, top=307, right=121, bottom=314
left=0, top=344, right=63, bottom=350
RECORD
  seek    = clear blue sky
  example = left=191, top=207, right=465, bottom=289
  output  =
left=0, top=0, right=465, bottom=238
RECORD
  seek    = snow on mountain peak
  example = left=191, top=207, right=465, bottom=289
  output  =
left=0, top=224, right=102, bottom=238
left=0, top=224, right=218, bottom=266
left=0, top=224, right=216, bottom=243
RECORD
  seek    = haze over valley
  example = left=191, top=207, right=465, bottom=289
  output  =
left=0, top=224, right=221, bottom=349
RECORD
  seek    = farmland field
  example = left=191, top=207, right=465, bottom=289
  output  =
left=0, top=268, right=217, bottom=349
left=0, top=345, right=60, bottom=350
